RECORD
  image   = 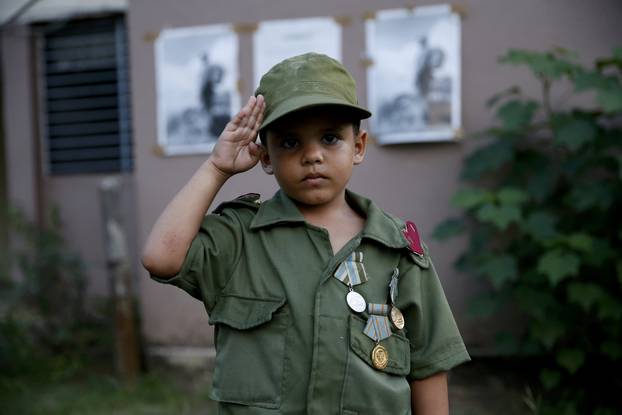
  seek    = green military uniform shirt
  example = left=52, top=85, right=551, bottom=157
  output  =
left=151, top=189, right=470, bottom=415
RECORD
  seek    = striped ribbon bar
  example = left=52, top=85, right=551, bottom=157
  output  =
left=367, top=303, right=389, bottom=316
left=363, top=303, right=392, bottom=342
left=334, top=251, right=368, bottom=286
left=389, top=268, right=399, bottom=305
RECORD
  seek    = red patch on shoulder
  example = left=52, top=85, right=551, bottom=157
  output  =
left=402, top=221, right=424, bottom=257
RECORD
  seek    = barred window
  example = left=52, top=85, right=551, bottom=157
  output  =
left=40, top=16, right=132, bottom=175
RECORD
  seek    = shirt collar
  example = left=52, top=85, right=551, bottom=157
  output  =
left=250, top=189, right=306, bottom=228
left=250, top=189, right=409, bottom=250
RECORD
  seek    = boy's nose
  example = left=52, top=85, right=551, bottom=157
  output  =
left=301, top=143, right=324, bottom=165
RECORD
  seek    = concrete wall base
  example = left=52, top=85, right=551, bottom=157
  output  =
left=147, top=345, right=216, bottom=372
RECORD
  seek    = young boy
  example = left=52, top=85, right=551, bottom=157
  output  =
left=143, top=52, right=470, bottom=414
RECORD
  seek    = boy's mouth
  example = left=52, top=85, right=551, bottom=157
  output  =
left=302, top=173, right=328, bottom=183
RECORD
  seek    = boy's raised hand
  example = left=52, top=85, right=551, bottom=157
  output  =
left=208, top=95, right=265, bottom=177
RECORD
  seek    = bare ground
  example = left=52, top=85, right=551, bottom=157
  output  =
left=157, top=357, right=532, bottom=414
left=448, top=358, right=531, bottom=415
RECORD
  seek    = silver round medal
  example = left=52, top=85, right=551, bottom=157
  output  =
left=346, top=291, right=366, bottom=313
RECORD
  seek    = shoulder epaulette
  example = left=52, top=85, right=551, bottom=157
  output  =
left=213, top=193, right=261, bottom=214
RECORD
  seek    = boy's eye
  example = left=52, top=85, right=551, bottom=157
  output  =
left=322, top=134, right=340, bottom=145
left=280, top=137, right=299, bottom=149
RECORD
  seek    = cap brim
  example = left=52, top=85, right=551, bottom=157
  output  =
left=259, top=94, right=372, bottom=130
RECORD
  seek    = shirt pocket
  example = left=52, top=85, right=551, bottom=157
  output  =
left=208, top=295, right=289, bottom=409
left=343, top=314, right=412, bottom=415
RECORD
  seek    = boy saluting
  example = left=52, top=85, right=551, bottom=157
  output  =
left=143, top=53, right=470, bottom=414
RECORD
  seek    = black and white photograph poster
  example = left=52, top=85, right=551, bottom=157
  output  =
left=155, top=24, right=239, bottom=155
left=253, top=17, right=341, bottom=89
left=366, top=5, right=462, bottom=144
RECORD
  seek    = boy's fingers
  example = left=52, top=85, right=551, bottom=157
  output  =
left=243, top=95, right=255, bottom=111
left=240, top=96, right=260, bottom=129
left=242, top=98, right=263, bottom=133
left=253, top=105, right=264, bottom=132
left=255, top=105, right=264, bottom=129
left=247, top=95, right=264, bottom=132
left=225, top=96, right=254, bottom=132
left=225, top=110, right=245, bottom=131
left=223, top=95, right=262, bottom=135
left=244, top=95, right=256, bottom=113
left=248, top=141, right=261, bottom=158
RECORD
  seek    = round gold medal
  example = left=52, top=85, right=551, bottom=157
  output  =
left=371, top=344, right=388, bottom=370
left=390, top=307, right=405, bottom=330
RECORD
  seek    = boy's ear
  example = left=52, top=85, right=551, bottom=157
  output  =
left=353, top=129, right=368, bottom=165
left=259, top=145, right=274, bottom=175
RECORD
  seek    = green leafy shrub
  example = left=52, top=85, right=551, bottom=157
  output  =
left=435, top=48, right=622, bottom=413
left=0, top=208, right=112, bottom=380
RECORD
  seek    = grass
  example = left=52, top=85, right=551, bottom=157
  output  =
left=0, top=355, right=531, bottom=415
left=0, top=369, right=216, bottom=415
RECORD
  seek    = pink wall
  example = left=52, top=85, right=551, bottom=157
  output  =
left=2, top=25, right=38, bottom=221
left=1, top=25, right=139, bottom=299
left=130, top=0, right=622, bottom=351
left=2, top=0, right=621, bottom=353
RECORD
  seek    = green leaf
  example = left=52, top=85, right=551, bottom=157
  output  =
left=595, top=47, right=622, bottom=71
left=451, top=188, right=492, bottom=209
left=468, top=293, right=502, bottom=317
left=432, top=218, right=465, bottom=240
left=598, top=85, right=622, bottom=113
left=584, top=239, right=617, bottom=269
left=497, top=187, right=529, bottom=205
left=495, top=331, right=519, bottom=355
left=566, top=183, right=614, bottom=211
left=499, top=49, right=580, bottom=80
left=540, top=368, right=561, bottom=389
left=476, top=204, right=521, bottom=230
left=556, top=348, right=585, bottom=374
left=615, top=155, right=622, bottom=181
left=573, top=67, right=622, bottom=111
left=515, top=286, right=560, bottom=321
left=596, top=295, right=622, bottom=320
left=479, top=255, right=518, bottom=289
left=485, top=85, right=521, bottom=108
left=565, top=233, right=593, bottom=252
left=561, top=155, right=589, bottom=177
left=537, top=249, right=580, bottom=286
left=600, top=341, right=622, bottom=360
left=522, top=211, right=558, bottom=241
left=566, top=282, right=606, bottom=311
left=554, top=118, right=597, bottom=150
left=526, top=169, right=556, bottom=202
left=574, top=70, right=616, bottom=92
left=497, top=100, right=538, bottom=132
left=461, top=140, right=514, bottom=180
left=531, top=320, right=566, bottom=349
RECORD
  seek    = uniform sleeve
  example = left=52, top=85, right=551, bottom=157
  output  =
left=149, top=208, right=244, bottom=313
left=398, top=251, right=471, bottom=380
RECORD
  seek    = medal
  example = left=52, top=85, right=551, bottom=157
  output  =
left=364, top=303, right=392, bottom=370
left=388, top=268, right=406, bottom=330
left=346, top=290, right=366, bottom=313
left=390, top=307, right=405, bottom=330
left=371, top=343, right=388, bottom=369
left=334, top=251, right=369, bottom=313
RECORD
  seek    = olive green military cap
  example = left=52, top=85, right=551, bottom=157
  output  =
left=255, top=52, right=372, bottom=130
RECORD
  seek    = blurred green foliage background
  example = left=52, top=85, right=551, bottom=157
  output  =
left=435, top=47, right=622, bottom=414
